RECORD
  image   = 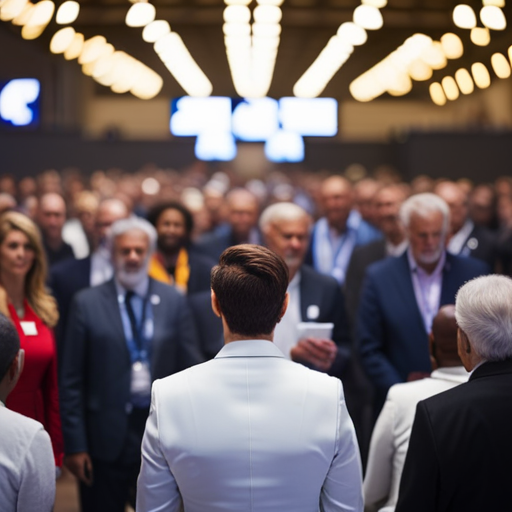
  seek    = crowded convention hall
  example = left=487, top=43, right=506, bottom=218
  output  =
left=2, top=1, right=512, bottom=511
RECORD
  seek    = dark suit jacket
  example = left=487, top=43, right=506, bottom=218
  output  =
left=344, top=239, right=387, bottom=329
left=456, top=224, right=497, bottom=269
left=59, top=278, right=203, bottom=462
left=49, top=256, right=92, bottom=356
left=358, top=252, right=489, bottom=401
left=396, top=359, right=512, bottom=512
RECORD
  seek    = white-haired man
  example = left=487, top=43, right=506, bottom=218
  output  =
left=358, top=193, right=488, bottom=413
left=396, top=275, right=512, bottom=512
left=60, top=217, right=203, bottom=512
left=260, top=202, right=351, bottom=375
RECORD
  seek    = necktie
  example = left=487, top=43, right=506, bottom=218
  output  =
left=125, top=290, right=142, bottom=350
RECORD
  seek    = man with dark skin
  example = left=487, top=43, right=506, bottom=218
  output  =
left=147, top=201, right=214, bottom=294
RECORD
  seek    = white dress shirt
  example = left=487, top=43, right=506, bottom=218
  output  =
left=90, top=245, right=114, bottom=286
left=273, top=271, right=301, bottom=359
left=408, top=249, right=445, bottom=333
left=364, top=366, right=469, bottom=512
left=0, top=403, right=55, bottom=512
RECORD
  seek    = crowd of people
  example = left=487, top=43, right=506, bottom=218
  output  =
left=0, top=163, right=511, bottom=511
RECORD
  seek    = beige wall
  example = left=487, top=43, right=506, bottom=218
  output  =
left=81, top=79, right=512, bottom=141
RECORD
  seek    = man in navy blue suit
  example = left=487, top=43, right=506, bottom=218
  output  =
left=358, top=193, right=489, bottom=413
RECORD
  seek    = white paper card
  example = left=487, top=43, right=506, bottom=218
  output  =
left=297, top=322, right=334, bottom=341
left=20, top=321, right=38, bottom=336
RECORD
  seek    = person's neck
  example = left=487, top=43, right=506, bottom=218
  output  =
left=328, top=221, right=347, bottom=236
left=160, top=248, right=180, bottom=268
left=224, top=331, right=272, bottom=344
left=0, top=272, right=25, bottom=311
left=386, top=230, right=405, bottom=247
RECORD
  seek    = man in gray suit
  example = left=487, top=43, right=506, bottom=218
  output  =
left=60, top=217, right=203, bottom=512
left=137, top=244, right=363, bottom=512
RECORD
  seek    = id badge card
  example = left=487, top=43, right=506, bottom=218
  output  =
left=20, top=321, right=38, bottom=336
left=130, top=360, right=151, bottom=397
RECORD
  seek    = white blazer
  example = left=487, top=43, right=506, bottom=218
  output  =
left=137, top=339, right=363, bottom=512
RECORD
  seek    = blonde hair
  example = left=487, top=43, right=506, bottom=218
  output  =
left=0, top=212, right=59, bottom=327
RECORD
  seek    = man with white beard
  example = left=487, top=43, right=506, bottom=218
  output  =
left=59, top=217, right=203, bottom=512
left=358, top=193, right=489, bottom=414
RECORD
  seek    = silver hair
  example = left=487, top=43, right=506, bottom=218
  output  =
left=399, top=193, right=450, bottom=234
left=455, top=275, right=512, bottom=361
left=259, top=202, right=311, bottom=232
left=108, top=216, right=157, bottom=253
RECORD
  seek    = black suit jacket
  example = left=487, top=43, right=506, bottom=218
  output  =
left=456, top=224, right=497, bottom=269
left=59, top=278, right=203, bottom=462
left=184, top=249, right=215, bottom=295
left=396, top=359, right=512, bottom=512
left=49, top=256, right=92, bottom=355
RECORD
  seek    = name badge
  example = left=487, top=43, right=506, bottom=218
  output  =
left=20, top=321, right=38, bottom=336
left=131, top=361, right=151, bottom=397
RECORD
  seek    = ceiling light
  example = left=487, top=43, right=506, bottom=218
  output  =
left=256, top=0, right=284, bottom=5
left=455, top=68, right=474, bottom=94
left=0, top=0, right=28, bottom=22
left=483, top=0, right=504, bottom=5
left=223, top=22, right=251, bottom=36
left=429, top=83, right=446, bottom=106
left=387, top=73, right=412, bottom=97
left=50, top=26, right=75, bottom=53
left=453, top=4, right=477, bottom=29
left=253, top=5, right=282, bottom=24
left=24, top=0, right=54, bottom=27
left=470, top=27, right=490, bottom=46
left=78, top=36, right=107, bottom=64
left=252, top=23, right=281, bottom=37
left=224, top=0, right=251, bottom=4
left=491, top=52, right=511, bottom=78
left=223, top=5, right=251, bottom=23
left=472, top=62, right=491, bottom=88
left=362, top=0, right=387, bottom=7
left=408, top=59, right=432, bottom=81
left=130, top=69, right=163, bottom=100
left=480, top=5, right=506, bottom=30
left=442, top=76, right=459, bottom=101
left=420, top=41, right=447, bottom=70
left=353, top=4, right=383, bottom=30
left=143, top=20, right=170, bottom=42
left=126, top=2, right=156, bottom=28
left=337, top=22, right=367, bottom=46
left=11, top=2, right=33, bottom=25
left=21, top=24, right=45, bottom=39
left=56, top=0, right=79, bottom=24
left=64, top=32, right=84, bottom=60
left=440, top=33, right=463, bottom=59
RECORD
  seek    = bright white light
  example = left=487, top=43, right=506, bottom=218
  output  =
left=50, top=27, right=76, bottom=54
left=440, top=33, right=463, bottom=59
left=470, top=27, right=490, bottom=46
left=362, top=0, right=387, bottom=6
left=337, top=22, right=367, bottom=46
left=353, top=5, right=383, bottom=30
left=171, top=96, right=232, bottom=136
left=223, top=5, right=251, bottom=23
left=279, top=97, right=337, bottom=136
left=480, top=5, right=506, bottom=30
left=253, top=5, right=282, bottom=24
left=195, top=131, right=237, bottom=161
left=455, top=68, right=474, bottom=94
left=265, top=130, right=304, bottom=163
left=126, top=3, right=156, bottom=28
left=0, top=78, right=40, bottom=126
left=231, top=98, right=279, bottom=141
left=483, top=0, right=504, bottom=5
left=142, top=20, right=170, bottom=43
left=0, top=0, right=28, bottom=21
left=56, top=1, right=80, bottom=24
left=453, top=4, right=477, bottom=29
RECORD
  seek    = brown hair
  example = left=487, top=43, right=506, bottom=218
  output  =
left=0, top=212, right=58, bottom=327
left=211, top=244, right=289, bottom=337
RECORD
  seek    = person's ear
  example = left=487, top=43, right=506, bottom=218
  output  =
left=277, top=293, right=289, bottom=323
left=211, top=290, right=222, bottom=318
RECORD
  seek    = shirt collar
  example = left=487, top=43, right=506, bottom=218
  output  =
left=407, top=247, right=446, bottom=277
left=115, top=276, right=150, bottom=299
left=386, top=239, right=408, bottom=257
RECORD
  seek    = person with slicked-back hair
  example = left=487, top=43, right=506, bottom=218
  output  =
left=137, top=244, right=363, bottom=512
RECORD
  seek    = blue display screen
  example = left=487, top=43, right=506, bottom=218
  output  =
left=0, top=78, right=41, bottom=128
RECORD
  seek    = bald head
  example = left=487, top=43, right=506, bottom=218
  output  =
left=435, top=181, right=468, bottom=234
left=37, top=193, right=67, bottom=244
left=320, top=176, right=354, bottom=232
left=226, top=188, right=259, bottom=241
left=95, top=198, right=130, bottom=248
left=430, top=305, right=462, bottom=368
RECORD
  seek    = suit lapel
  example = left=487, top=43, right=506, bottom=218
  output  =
left=440, top=253, right=456, bottom=305
left=298, top=267, right=320, bottom=321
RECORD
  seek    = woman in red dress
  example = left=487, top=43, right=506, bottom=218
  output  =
left=0, top=211, right=63, bottom=468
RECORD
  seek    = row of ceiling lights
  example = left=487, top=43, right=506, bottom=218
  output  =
left=125, top=0, right=213, bottom=97
left=293, top=0, right=387, bottom=98
left=222, top=0, right=284, bottom=99
left=430, top=48, right=512, bottom=105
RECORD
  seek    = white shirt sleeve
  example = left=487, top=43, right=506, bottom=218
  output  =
left=17, top=427, right=55, bottom=512
left=136, top=381, right=182, bottom=512
left=320, top=387, right=364, bottom=512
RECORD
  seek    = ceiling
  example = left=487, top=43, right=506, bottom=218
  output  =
left=3, top=0, right=512, bottom=100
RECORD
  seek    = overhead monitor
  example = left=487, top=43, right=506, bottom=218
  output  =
left=0, top=79, right=41, bottom=127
